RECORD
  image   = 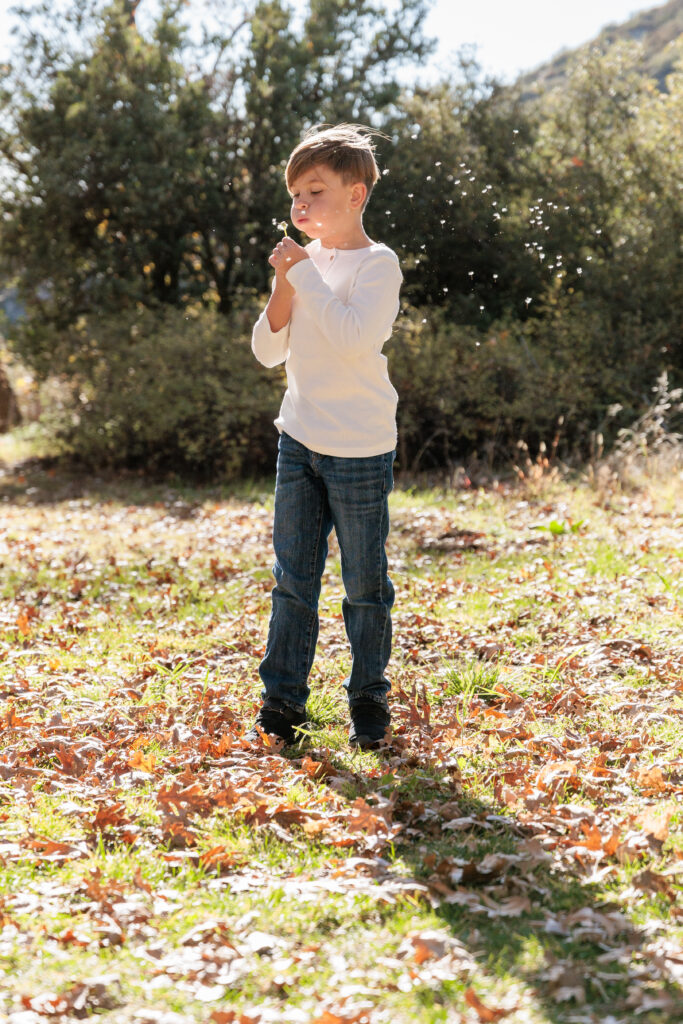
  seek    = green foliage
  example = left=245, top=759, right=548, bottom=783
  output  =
left=0, top=2, right=681, bottom=473
left=48, top=305, right=282, bottom=477
left=0, top=0, right=432, bottom=338
left=1, top=0, right=216, bottom=325
left=531, top=42, right=682, bottom=346
left=390, top=293, right=676, bottom=471
left=369, top=61, right=544, bottom=323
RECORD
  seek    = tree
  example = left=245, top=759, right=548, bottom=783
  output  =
left=1, top=1, right=215, bottom=371
left=368, top=61, right=542, bottom=323
left=0, top=0, right=433, bottom=375
left=528, top=42, right=683, bottom=388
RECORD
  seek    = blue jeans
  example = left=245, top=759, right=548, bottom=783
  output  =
left=259, top=432, right=395, bottom=714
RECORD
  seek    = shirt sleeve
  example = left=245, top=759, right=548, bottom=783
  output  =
left=251, top=279, right=290, bottom=368
left=285, top=250, right=402, bottom=358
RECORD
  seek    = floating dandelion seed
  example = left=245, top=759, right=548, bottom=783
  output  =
left=577, top=267, right=583, bottom=275
left=492, top=273, right=498, bottom=280
left=468, top=271, right=474, bottom=278
left=479, top=305, right=485, bottom=312
left=525, top=297, right=532, bottom=306
left=277, top=221, right=289, bottom=236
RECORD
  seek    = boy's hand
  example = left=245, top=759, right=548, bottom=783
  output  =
left=269, top=237, right=309, bottom=279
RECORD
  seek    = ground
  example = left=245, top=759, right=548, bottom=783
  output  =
left=0, top=445, right=681, bottom=1023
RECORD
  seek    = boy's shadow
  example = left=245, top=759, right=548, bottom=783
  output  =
left=299, top=702, right=676, bottom=1022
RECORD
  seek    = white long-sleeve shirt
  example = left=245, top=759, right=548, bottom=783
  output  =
left=251, top=238, right=402, bottom=457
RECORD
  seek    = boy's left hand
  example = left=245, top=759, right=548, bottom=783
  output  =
left=269, top=237, right=309, bottom=278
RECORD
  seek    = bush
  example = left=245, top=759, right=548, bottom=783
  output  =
left=389, top=300, right=678, bottom=473
left=47, top=304, right=283, bottom=478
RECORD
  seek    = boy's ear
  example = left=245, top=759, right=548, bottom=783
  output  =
left=349, top=182, right=368, bottom=209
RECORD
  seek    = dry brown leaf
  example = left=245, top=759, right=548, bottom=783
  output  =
left=16, top=609, right=32, bottom=635
left=633, top=803, right=674, bottom=841
left=312, top=1010, right=373, bottom=1024
left=634, top=765, right=669, bottom=794
left=210, top=1012, right=261, bottom=1024
left=408, top=933, right=448, bottom=964
left=536, top=760, right=578, bottom=792
left=633, top=869, right=678, bottom=900
left=464, top=987, right=516, bottom=1021
left=127, top=748, right=157, bottom=773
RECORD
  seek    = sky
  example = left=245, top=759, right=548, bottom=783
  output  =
left=0, top=0, right=659, bottom=80
left=412, top=0, right=657, bottom=82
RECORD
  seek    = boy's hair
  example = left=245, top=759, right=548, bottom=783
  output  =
left=286, top=124, right=383, bottom=207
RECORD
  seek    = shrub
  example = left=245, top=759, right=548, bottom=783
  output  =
left=389, top=300, right=678, bottom=473
left=47, top=304, right=283, bottom=478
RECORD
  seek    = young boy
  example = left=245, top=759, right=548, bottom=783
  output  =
left=249, top=124, right=402, bottom=749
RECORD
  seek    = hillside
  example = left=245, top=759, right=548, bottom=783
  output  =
left=518, top=0, right=682, bottom=95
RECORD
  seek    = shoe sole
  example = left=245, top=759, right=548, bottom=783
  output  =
left=245, top=721, right=309, bottom=746
left=349, top=733, right=390, bottom=750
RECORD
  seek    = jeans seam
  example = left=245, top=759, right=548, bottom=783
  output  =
left=377, top=493, right=390, bottom=682
left=301, top=471, right=324, bottom=687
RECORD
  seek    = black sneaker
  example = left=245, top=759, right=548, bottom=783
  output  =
left=245, top=704, right=307, bottom=745
left=349, top=700, right=391, bottom=749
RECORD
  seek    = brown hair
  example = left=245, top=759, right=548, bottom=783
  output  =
left=285, top=124, right=383, bottom=206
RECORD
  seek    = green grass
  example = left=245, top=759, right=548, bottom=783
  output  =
left=0, top=455, right=681, bottom=1022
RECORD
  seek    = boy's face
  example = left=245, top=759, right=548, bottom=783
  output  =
left=288, top=164, right=367, bottom=245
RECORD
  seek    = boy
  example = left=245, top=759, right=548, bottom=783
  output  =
left=249, top=124, right=402, bottom=749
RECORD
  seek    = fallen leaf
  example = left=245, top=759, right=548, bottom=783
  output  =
left=464, top=987, right=516, bottom=1021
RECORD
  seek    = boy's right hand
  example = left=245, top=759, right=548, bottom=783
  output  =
left=269, top=237, right=309, bottom=282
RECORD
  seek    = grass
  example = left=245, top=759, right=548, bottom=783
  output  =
left=0, top=445, right=681, bottom=1022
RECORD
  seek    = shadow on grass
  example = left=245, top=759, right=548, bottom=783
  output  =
left=0, top=456, right=274, bottom=509
left=297, top=730, right=678, bottom=1023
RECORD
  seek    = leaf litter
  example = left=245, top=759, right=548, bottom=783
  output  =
left=0, top=466, right=681, bottom=1021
